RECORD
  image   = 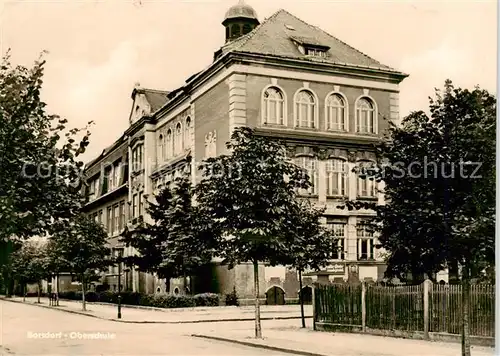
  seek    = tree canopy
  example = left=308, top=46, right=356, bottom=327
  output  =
left=340, top=80, right=495, bottom=282
left=0, top=51, right=93, bottom=243
left=121, top=172, right=218, bottom=289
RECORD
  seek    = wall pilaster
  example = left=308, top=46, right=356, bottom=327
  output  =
left=228, top=74, right=247, bottom=136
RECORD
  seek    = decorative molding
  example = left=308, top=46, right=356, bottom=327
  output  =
left=285, top=144, right=297, bottom=158
left=303, top=81, right=310, bottom=89
left=314, top=147, right=329, bottom=160
left=204, top=130, right=217, bottom=158
left=347, top=150, right=357, bottom=163
left=363, top=88, right=370, bottom=96
left=233, top=64, right=401, bottom=92
left=333, top=85, right=340, bottom=92
left=271, top=77, right=278, bottom=85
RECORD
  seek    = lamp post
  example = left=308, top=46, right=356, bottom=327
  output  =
left=117, top=249, right=123, bottom=319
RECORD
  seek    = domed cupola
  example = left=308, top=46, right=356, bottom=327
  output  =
left=222, top=0, right=259, bottom=43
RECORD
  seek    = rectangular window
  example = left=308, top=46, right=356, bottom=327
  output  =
left=113, top=205, right=119, bottom=234
left=326, top=159, right=348, bottom=196
left=357, top=221, right=375, bottom=260
left=132, top=195, right=138, bottom=218
left=294, top=156, right=318, bottom=195
left=327, top=217, right=347, bottom=260
left=132, top=145, right=144, bottom=172
left=138, top=192, right=143, bottom=216
left=107, top=207, right=113, bottom=234
left=107, top=165, right=115, bottom=191
left=114, top=161, right=121, bottom=187
left=98, top=210, right=103, bottom=224
left=357, top=162, right=377, bottom=198
left=119, top=201, right=125, bottom=231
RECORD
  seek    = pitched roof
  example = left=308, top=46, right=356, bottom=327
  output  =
left=142, top=89, right=171, bottom=113
left=218, top=9, right=402, bottom=73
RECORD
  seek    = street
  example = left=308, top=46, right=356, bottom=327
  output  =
left=0, top=301, right=291, bottom=355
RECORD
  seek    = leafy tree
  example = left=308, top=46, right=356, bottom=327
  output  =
left=196, top=127, right=311, bottom=338
left=282, top=200, right=335, bottom=328
left=9, top=240, right=47, bottom=302
left=45, top=236, right=71, bottom=305
left=339, top=80, right=495, bottom=356
left=0, top=51, right=93, bottom=288
left=49, top=215, right=111, bottom=310
left=121, top=172, right=218, bottom=294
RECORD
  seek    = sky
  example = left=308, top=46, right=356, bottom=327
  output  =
left=1, top=0, right=497, bottom=163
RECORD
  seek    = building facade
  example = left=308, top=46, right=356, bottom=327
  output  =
left=82, top=2, right=415, bottom=301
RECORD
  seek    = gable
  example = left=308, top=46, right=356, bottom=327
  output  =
left=128, top=88, right=171, bottom=125
left=218, top=9, right=400, bottom=73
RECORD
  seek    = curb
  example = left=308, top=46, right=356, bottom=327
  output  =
left=192, top=334, right=328, bottom=356
left=0, top=298, right=311, bottom=324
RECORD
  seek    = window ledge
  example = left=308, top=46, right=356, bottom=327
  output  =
left=293, top=126, right=318, bottom=132
left=297, top=194, right=319, bottom=198
left=357, top=196, right=378, bottom=201
left=262, top=122, right=287, bottom=128
left=355, top=132, right=378, bottom=137
left=326, top=129, right=349, bottom=134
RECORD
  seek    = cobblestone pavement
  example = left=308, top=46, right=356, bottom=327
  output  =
left=0, top=300, right=293, bottom=355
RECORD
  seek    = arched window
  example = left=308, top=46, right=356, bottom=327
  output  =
left=231, top=24, right=240, bottom=38
left=356, top=98, right=376, bottom=134
left=326, top=94, right=347, bottom=131
left=165, top=129, right=173, bottom=159
left=357, top=161, right=377, bottom=197
left=326, top=159, right=348, bottom=196
left=158, top=133, right=164, bottom=163
left=295, top=90, right=316, bottom=128
left=294, top=156, right=318, bottom=195
left=175, top=123, right=183, bottom=155
left=262, top=87, right=285, bottom=125
left=242, top=23, right=252, bottom=34
left=184, top=117, right=192, bottom=148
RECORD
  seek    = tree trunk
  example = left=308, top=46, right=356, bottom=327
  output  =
left=81, top=275, right=86, bottom=311
left=6, top=278, right=13, bottom=297
left=37, top=281, right=41, bottom=303
left=298, top=269, right=305, bottom=328
left=22, top=283, right=25, bottom=302
left=461, top=265, right=471, bottom=356
left=253, top=260, right=262, bottom=339
left=56, top=274, right=59, bottom=306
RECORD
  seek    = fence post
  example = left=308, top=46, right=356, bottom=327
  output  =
left=312, top=284, right=316, bottom=330
left=423, top=279, right=431, bottom=339
left=361, top=281, right=366, bottom=332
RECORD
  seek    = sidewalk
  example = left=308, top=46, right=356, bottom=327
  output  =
left=193, top=327, right=495, bottom=356
left=0, top=296, right=311, bottom=323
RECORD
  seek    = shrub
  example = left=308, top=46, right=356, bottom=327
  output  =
left=61, top=291, right=77, bottom=300
left=193, top=293, right=219, bottom=307
left=120, top=291, right=142, bottom=305
left=139, top=294, right=155, bottom=307
left=149, top=295, right=195, bottom=308
left=95, top=282, right=109, bottom=293
left=225, top=287, right=239, bottom=306
left=85, top=291, right=99, bottom=302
